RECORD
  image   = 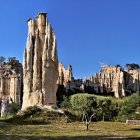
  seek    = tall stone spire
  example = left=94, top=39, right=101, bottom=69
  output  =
left=22, top=13, right=59, bottom=109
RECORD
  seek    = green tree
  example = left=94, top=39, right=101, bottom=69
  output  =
left=71, top=94, right=97, bottom=114
left=117, top=93, right=140, bottom=122
left=125, top=63, right=140, bottom=70
left=0, top=56, right=6, bottom=66
left=115, top=64, right=122, bottom=68
left=96, top=97, right=112, bottom=121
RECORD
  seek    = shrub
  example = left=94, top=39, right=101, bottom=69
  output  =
left=116, top=93, right=140, bottom=122
left=22, top=106, right=42, bottom=117
left=71, top=93, right=96, bottom=111
left=60, top=96, right=71, bottom=109
left=70, top=94, right=97, bottom=114
left=11, top=103, right=20, bottom=115
left=60, top=92, right=140, bottom=122
left=95, top=96, right=112, bottom=121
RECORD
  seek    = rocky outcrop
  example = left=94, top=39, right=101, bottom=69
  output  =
left=0, top=61, right=22, bottom=105
left=1, top=96, right=13, bottom=117
left=83, top=66, right=140, bottom=98
left=58, top=63, right=73, bottom=86
left=126, top=70, right=140, bottom=93
left=0, top=60, right=22, bottom=116
left=59, top=64, right=140, bottom=98
left=85, top=66, right=126, bottom=98
left=22, top=13, right=59, bottom=109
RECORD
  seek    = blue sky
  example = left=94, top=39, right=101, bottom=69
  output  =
left=0, top=0, right=140, bottom=78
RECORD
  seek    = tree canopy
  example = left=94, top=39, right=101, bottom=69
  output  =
left=0, top=56, right=6, bottom=65
left=125, top=63, right=140, bottom=70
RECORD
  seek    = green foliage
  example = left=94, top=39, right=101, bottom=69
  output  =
left=95, top=96, right=112, bottom=121
left=0, top=56, right=21, bottom=67
left=60, top=92, right=140, bottom=122
left=60, top=96, right=71, bottom=109
left=11, top=103, right=20, bottom=115
left=116, top=93, right=140, bottom=122
left=125, top=63, right=140, bottom=70
left=71, top=94, right=97, bottom=113
left=57, top=85, right=67, bottom=107
left=7, top=57, right=20, bottom=67
left=22, top=106, right=42, bottom=117
left=0, top=56, right=6, bottom=65
left=57, top=85, right=84, bottom=107
left=115, top=64, right=122, bottom=68
left=61, top=94, right=120, bottom=121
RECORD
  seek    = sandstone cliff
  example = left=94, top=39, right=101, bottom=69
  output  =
left=59, top=64, right=140, bottom=98
left=22, top=13, right=58, bottom=109
left=83, top=66, right=140, bottom=98
left=0, top=60, right=22, bottom=106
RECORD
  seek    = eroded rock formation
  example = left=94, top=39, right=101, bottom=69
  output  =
left=0, top=60, right=22, bottom=116
left=22, top=13, right=58, bottom=109
left=83, top=66, right=140, bottom=98
left=0, top=61, right=22, bottom=105
left=59, top=65, right=140, bottom=98
left=83, top=66, right=126, bottom=98
left=58, top=63, right=73, bottom=86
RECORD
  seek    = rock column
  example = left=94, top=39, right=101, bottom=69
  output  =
left=22, top=13, right=58, bottom=109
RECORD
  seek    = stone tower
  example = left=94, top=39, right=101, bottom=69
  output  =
left=22, top=13, right=59, bottom=109
left=58, top=63, right=74, bottom=86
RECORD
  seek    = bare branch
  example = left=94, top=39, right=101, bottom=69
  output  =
left=89, top=113, right=96, bottom=123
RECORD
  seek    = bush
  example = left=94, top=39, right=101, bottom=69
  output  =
left=70, top=94, right=97, bottom=116
left=22, top=106, right=42, bottom=117
left=95, top=96, right=112, bottom=121
left=116, top=93, right=140, bottom=122
left=60, top=93, right=121, bottom=121
left=11, top=103, right=20, bottom=115
left=60, top=93, right=140, bottom=122
left=70, top=93, right=97, bottom=119
left=60, top=96, right=71, bottom=109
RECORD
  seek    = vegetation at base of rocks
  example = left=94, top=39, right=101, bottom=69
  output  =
left=1, top=106, right=66, bottom=124
left=2, top=93, right=139, bottom=124
left=0, top=103, right=20, bottom=119
left=70, top=94, right=97, bottom=117
left=0, top=97, right=139, bottom=139
left=116, top=93, right=140, bottom=122
left=60, top=93, right=140, bottom=122
left=11, top=103, right=21, bottom=114
left=57, top=85, right=83, bottom=107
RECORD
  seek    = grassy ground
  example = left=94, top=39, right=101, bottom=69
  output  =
left=0, top=121, right=139, bottom=140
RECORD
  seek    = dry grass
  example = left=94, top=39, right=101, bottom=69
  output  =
left=0, top=121, right=139, bottom=140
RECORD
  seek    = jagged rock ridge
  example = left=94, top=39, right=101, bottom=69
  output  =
left=59, top=65, right=140, bottom=98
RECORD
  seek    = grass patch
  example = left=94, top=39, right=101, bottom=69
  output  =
left=0, top=121, right=139, bottom=140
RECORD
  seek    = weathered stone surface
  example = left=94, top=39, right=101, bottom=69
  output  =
left=58, top=63, right=73, bottom=86
left=83, top=66, right=140, bottom=98
left=22, top=13, right=59, bottom=109
left=1, top=96, right=13, bottom=117
left=59, top=65, right=140, bottom=98
left=126, top=120, right=140, bottom=125
left=0, top=60, right=22, bottom=116
left=0, top=61, right=22, bottom=105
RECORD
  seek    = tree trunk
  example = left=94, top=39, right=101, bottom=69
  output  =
left=86, top=124, right=89, bottom=131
